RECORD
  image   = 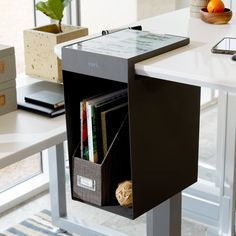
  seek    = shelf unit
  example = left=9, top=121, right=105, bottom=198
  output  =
left=62, top=30, right=201, bottom=219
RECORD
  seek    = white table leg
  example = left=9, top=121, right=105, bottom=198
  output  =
left=48, top=143, right=67, bottom=222
left=218, top=92, right=236, bottom=236
left=146, top=193, right=181, bottom=236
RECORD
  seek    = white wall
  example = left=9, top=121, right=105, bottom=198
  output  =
left=224, top=0, right=234, bottom=9
left=175, top=0, right=189, bottom=9
left=80, top=0, right=187, bottom=34
left=80, top=0, right=138, bottom=34
left=137, top=0, right=175, bottom=20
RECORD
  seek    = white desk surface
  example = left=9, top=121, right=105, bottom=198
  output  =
left=0, top=110, right=66, bottom=169
left=0, top=77, right=66, bottom=169
left=135, top=8, right=236, bottom=92
left=56, top=8, right=236, bottom=93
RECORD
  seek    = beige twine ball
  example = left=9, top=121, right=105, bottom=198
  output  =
left=115, top=180, right=133, bottom=208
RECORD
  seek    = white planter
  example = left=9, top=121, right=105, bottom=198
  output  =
left=24, top=24, right=88, bottom=83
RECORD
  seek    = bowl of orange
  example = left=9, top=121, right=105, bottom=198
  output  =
left=200, top=0, right=232, bottom=24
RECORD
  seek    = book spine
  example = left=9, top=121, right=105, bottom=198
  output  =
left=80, top=101, right=83, bottom=158
left=81, top=101, right=89, bottom=160
left=91, top=105, right=98, bottom=163
left=101, top=112, right=108, bottom=157
left=95, top=108, right=103, bottom=163
left=87, top=103, right=97, bottom=162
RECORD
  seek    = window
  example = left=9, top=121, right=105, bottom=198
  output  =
left=198, top=89, right=218, bottom=184
left=0, top=154, right=42, bottom=193
left=0, top=0, right=76, bottom=213
left=0, top=1, right=34, bottom=74
left=0, top=0, right=71, bottom=213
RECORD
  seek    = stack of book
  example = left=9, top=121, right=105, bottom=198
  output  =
left=81, top=89, right=128, bottom=163
left=17, top=81, right=65, bottom=117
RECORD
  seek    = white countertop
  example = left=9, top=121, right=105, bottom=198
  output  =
left=56, top=8, right=236, bottom=92
left=135, top=8, right=236, bottom=92
left=0, top=110, right=66, bottom=168
left=0, top=76, right=66, bottom=168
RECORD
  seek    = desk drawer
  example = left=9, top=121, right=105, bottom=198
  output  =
left=0, top=45, right=16, bottom=83
left=0, top=80, right=17, bottom=115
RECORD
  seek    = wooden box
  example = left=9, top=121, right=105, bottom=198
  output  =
left=24, top=24, right=88, bottom=83
left=0, top=45, right=17, bottom=115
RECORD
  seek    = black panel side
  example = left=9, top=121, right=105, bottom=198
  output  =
left=129, top=74, right=201, bottom=218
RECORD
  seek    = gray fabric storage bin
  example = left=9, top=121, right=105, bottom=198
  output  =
left=72, top=116, right=130, bottom=206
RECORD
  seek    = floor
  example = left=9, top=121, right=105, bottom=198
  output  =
left=0, top=165, right=208, bottom=236
left=0, top=110, right=216, bottom=236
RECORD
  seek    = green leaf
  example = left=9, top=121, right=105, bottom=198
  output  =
left=62, top=0, right=72, bottom=8
left=35, top=2, right=51, bottom=18
left=35, top=0, right=64, bottom=21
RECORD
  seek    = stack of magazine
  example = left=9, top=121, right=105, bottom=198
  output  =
left=17, top=81, right=65, bottom=117
left=81, top=88, right=128, bottom=163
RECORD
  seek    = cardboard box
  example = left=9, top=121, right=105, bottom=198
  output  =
left=0, top=45, right=17, bottom=115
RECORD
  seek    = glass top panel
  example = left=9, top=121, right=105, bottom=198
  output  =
left=66, top=29, right=188, bottom=59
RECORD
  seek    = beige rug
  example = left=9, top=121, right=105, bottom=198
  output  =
left=0, top=210, right=73, bottom=236
left=0, top=209, right=208, bottom=236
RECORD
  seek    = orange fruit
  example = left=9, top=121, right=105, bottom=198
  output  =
left=207, top=0, right=225, bottom=13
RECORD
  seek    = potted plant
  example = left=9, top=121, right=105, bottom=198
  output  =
left=24, top=0, right=88, bottom=83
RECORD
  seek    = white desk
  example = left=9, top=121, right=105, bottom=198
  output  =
left=0, top=110, right=66, bottom=169
left=136, top=9, right=236, bottom=91
left=135, top=8, right=236, bottom=236
left=54, top=7, right=236, bottom=236
left=0, top=108, right=66, bottom=212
